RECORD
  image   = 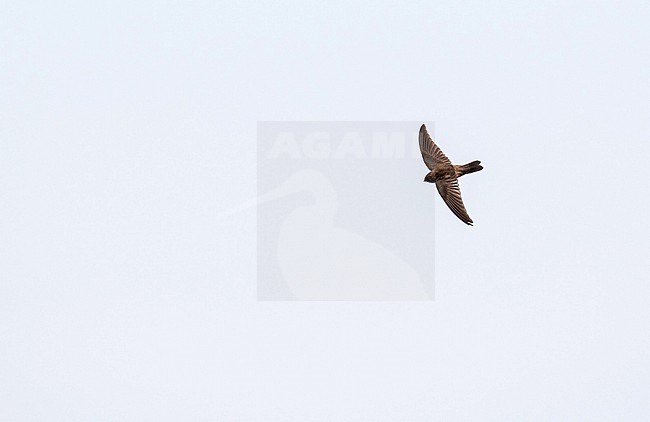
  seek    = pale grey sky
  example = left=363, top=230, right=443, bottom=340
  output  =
left=2, top=1, right=650, bottom=420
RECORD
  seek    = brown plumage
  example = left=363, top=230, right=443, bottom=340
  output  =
left=419, top=124, right=483, bottom=226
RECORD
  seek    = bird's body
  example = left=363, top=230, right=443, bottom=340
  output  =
left=419, top=124, right=483, bottom=225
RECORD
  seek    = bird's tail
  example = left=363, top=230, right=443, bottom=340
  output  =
left=455, top=160, right=483, bottom=177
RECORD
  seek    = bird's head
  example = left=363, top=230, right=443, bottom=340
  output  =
left=424, top=173, right=435, bottom=183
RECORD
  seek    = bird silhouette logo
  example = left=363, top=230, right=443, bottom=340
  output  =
left=419, top=124, right=483, bottom=225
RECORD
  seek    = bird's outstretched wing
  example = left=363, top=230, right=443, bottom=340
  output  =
left=436, top=178, right=473, bottom=225
left=419, top=124, right=451, bottom=170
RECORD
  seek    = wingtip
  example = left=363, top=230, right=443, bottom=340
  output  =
left=420, top=123, right=427, bottom=131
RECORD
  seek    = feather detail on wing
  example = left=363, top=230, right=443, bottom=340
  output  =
left=435, top=177, right=474, bottom=225
left=419, top=124, right=451, bottom=170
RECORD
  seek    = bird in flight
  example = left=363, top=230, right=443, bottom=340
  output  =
left=419, top=124, right=483, bottom=226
